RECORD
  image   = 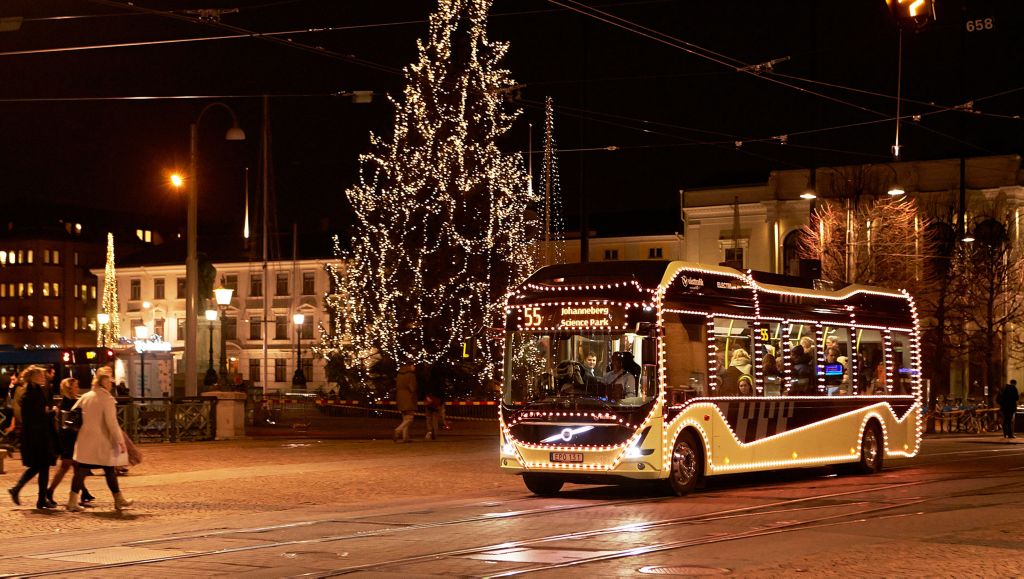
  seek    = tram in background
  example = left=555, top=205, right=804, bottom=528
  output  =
left=499, top=261, right=923, bottom=496
left=0, top=346, right=117, bottom=386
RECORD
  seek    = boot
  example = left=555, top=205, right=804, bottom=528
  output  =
left=7, top=486, right=20, bottom=506
left=46, top=488, right=55, bottom=505
left=81, top=489, right=95, bottom=505
left=66, top=492, right=83, bottom=512
left=113, top=492, right=134, bottom=511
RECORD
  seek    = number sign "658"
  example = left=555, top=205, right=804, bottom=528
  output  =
left=966, top=18, right=993, bottom=32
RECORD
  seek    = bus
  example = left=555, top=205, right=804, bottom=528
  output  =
left=0, top=346, right=117, bottom=386
left=499, top=261, right=922, bottom=496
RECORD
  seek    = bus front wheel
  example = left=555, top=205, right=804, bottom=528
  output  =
left=668, top=430, right=703, bottom=496
left=857, top=421, right=884, bottom=474
left=523, top=474, right=564, bottom=496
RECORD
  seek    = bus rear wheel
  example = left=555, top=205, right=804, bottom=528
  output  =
left=667, top=431, right=703, bottom=496
left=857, top=421, right=884, bottom=474
left=523, top=474, right=564, bottom=496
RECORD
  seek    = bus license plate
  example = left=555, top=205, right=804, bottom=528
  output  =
left=550, top=452, right=584, bottom=463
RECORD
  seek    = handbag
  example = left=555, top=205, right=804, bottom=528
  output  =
left=61, top=407, right=82, bottom=432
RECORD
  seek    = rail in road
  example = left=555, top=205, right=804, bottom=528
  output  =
left=9, top=443, right=1024, bottom=577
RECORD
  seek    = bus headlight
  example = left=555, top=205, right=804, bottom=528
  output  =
left=624, top=444, right=643, bottom=459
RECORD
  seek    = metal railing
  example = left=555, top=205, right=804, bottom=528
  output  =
left=116, top=397, right=213, bottom=442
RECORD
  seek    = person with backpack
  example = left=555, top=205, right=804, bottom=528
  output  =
left=998, top=379, right=1020, bottom=439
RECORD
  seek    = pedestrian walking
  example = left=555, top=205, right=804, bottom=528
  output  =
left=7, top=366, right=58, bottom=509
left=46, top=378, right=94, bottom=506
left=998, top=379, right=1019, bottom=439
left=393, top=363, right=417, bottom=443
left=66, top=368, right=134, bottom=512
left=423, top=364, right=446, bottom=441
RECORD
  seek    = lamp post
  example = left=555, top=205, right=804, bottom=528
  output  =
left=134, top=325, right=149, bottom=398
left=204, top=309, right=218, bottom=389
left=292, top=313, right=306, bottom=388
left=213, top=284, right=234, bottom=388
left=185, top=103, right=245, bottom=398
left=97, top=312, right=110, bottom=348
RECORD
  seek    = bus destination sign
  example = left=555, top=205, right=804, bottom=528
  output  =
left=521, top=304, right=628, bottom=330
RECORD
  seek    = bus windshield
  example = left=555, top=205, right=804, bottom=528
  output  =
left=504, top=329, right=657, bottom=408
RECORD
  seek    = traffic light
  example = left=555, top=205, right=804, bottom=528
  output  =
left=886, top=0, right=936, bottom=30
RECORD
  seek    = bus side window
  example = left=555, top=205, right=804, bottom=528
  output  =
left=664, top=314, right=707, bottom=402
left=823, top=326, right=851, bottom=395
left=890, top=331, right=913, bottom=395
left=715, top=317, right=754, bottom=396
left=855, top=329, right=885, bottom=395
left=763, top=323, right=783, bottom=396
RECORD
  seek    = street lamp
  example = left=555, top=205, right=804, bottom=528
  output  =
left=292, top=313, right=306, bottom=388
left=204, top=309, right=218, bottom=388
left=134, top=325, right=149, bottom=398
left=213, top=284, right=234, bottom=387
left=185, top=103, right=245, bottom=398
left=97, top=312, right=110, bottom=348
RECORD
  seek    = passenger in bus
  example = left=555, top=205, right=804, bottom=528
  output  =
left=788, top=345, right=815, bottom=395
left=799, top=336, right=816, bottom=363
left=721, top=348, right=752, bottom=396
left=737, top=375, right=754, bottom=396
left=824, top=347, right=844, bottom=395
left=836, top=356, right=852, bottom=395
left=602, top=352, right=637, bottom=400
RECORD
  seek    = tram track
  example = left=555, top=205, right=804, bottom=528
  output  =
left=8, top=446, right=1024, bottom=578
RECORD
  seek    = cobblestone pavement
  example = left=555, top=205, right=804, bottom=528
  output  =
left=1, top=421, right=1023, bottom=577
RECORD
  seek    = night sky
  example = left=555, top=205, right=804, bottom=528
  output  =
left=1, top=0, right=1022, bottom=237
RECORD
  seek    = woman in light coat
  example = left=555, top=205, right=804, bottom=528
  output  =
left=66, top=369, right=133, bottom=512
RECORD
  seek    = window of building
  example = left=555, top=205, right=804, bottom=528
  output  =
left=130, top=279, right=141, bottom=301
left=250, top=274, right=263, bottom=298
left=301, top=317, right=314, bottom=340
left=275, top=316, right=288, bottom=340
left=74, top=252, right=79, bottom=265
left=648, top=247, right=663, bottom=259
left=723, top=247, right=745, bottom=269
left=176, top=317, right=185, bottom=341
left=136, top=229, right=152, bottom=243
left=249, top=359, right=261, bottom=385
left=26, top=250, right=32, bottom=264
left=153, top=319, right=165, bottom=340
left=53, top=315, right=60, bottom=330
left=276, top=273, right=288, bottom=296
left=130, top=319, right=143, bottom=337
left=249, top=316, right=262, bottom=340
left=0, top=284, right=5, bottom=298
left=26, top=283, right=33, bottom=297
left=274, top=358, right=286, bottom=382
left=302, top=272, right=315, bottom=295
left=176, top=278, right=186, bottom=299
left=17, top=283, right=24, bottom=298
left=41, top=315, right=49, bottom=329
left=52, top=250, right=60, bottom=265
left=153, top=278, right=165, bottom=300
left=52, top=283, right=60, bottom=298
left=43, top=249, right=50, bottom=264
left=224, top=316, right=237, bottom=340
left=42, top=282, right=49, bottom=297
left=224, top=275, right=238, bottom=293
left=782, top=230, right=802, bottom=277
left=603, top=249, right=619, bottom=261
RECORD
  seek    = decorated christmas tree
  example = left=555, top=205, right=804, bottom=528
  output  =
left=335, top=0, right=537, bottom=374
left=99, top=232, right=122, bottom=346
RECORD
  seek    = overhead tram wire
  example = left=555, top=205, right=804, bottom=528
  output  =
left=547, top=0, right=996, bottom=154
left=87, top=0, right=402, bottom=77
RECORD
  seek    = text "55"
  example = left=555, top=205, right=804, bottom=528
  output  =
left=523, top=307, right=543, bottom=327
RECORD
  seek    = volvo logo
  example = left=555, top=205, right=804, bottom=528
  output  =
left=542, top=426, right=594, bottom=443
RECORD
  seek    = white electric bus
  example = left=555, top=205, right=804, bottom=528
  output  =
left=499, top=261, right=922, bottom=496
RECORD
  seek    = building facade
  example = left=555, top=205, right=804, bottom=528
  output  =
left=95, top=257, right=337, bottom=395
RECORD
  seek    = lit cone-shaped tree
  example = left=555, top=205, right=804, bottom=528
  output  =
left=337, top=0, right=537, bottom=376
left=99, top=232, right=122, bottom=346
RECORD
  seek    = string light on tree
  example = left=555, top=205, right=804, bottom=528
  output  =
left=539, top=96, right=566, bottom=266
left=332, top=0, right=539, bottom=376
left=99, top=232, right=122, bottom=347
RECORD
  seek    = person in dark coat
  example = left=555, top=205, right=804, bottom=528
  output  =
left=7, top=366, right=58, bottom=509
left=46, top=378, right=94, bottom=506
left=788, top=345, right=815, bottom=395
left=999, top=379, right=1019, bottom=439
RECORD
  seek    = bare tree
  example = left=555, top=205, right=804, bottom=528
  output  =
left=948, top=217, right=1024, bottom=399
